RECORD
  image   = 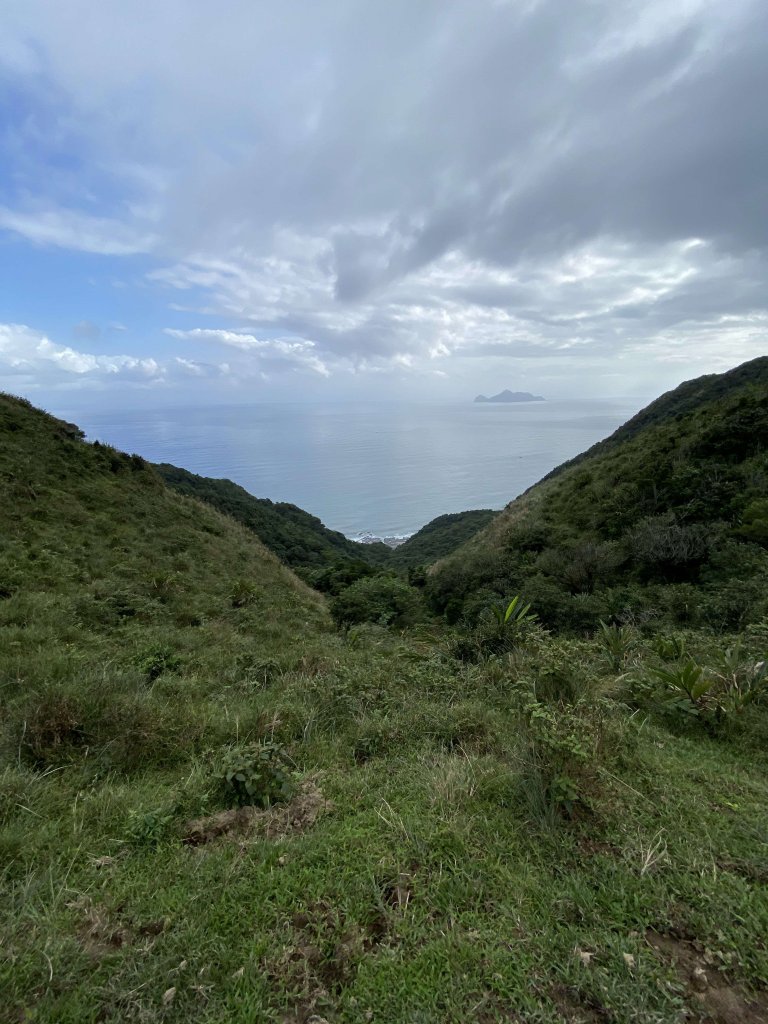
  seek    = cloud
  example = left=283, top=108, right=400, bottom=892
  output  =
left=164, top=327, right=331, bottom=377
left=152, top=236, right=768, bottom=386
left=1, top=0, right=767, bottom=395
left=0, top=323, right=224, bottom=390
left=0, top=205, right=155, bottom=255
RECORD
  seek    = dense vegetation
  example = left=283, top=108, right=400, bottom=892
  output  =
left=430, top=357, right=768, bottom=633
left=156, top=463, right=391, bottom=568
left=1, top=376, right=767, bottom=1024
left=386, top=509, right=497, bottom=568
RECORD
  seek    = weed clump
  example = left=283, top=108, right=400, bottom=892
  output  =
left=136, top=644, right=182, bottom=682
left=218, top=742, right=295, bottom=808
left=514, top=685, right=639, bottom=825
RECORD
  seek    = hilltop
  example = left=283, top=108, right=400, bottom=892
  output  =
left=2, top=383, right=768, bottom=1023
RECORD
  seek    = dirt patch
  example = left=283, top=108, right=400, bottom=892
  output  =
left=646, top=930, right=768, bottom=1024
left=576, top=835, right=620, bottom=860
left=183, top=805, right=259, bottom=845
left=550, top=984, right=610, bottom=1023
left=66, top=896, right=172, bottom=959
left=267, top=899, right=396, bottom=1022
left=469, top=993, right=527, bottom=1023
left=715, top=856, right=768, bottom=885
left=183, top=779, right=330, bottom=846
left=66, top=897, right=130, bottom=958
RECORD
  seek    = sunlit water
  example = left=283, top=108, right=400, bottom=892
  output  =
left=70, top=400, right=644, bottom=538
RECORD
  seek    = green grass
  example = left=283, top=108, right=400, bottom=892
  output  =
left=1, top=391, right=768, bottom=1022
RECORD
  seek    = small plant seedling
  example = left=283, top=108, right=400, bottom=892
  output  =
left=219, top=742, right=295, bottom=808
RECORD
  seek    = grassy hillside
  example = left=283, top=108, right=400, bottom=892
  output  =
left=155, top=463, right=392, bottom=568
left=430, top=358, right=768, bottom=631
left=2, top=390, right=768, bottom=1024
left=387, top=509, right=498, bottom=568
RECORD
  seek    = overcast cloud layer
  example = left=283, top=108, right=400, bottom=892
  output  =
left=0, top=0, right=766, bottom=403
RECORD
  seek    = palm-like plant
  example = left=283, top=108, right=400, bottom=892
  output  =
left=597, top=620, right=635, bottom=673
left=481, top=595, right=537, bottom=655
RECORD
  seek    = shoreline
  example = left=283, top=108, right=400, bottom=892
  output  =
left=348, top=531, right=413, bottom=549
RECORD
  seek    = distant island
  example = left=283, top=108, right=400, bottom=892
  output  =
left=474, top=389, right=545, bottom=403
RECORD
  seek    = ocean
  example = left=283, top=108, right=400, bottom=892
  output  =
left=69, top=399, right=645, bottom=539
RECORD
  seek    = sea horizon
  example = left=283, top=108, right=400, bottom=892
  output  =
left=58, top=397, right=648, bottom=538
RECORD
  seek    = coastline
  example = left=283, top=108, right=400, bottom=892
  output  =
left=349, top=531, right=412, bottom=549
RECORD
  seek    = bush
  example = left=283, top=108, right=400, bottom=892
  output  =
left=473, top=595, right=537, bottom=658
left=597, top=620, right=637, bottom=673
left=136, top=645, right=182, bottom=682
left=736, top=499, right=768, bottom=548
left=230, top=578, right=258, bottom=608
left=629, top=513, right=713, bottom=581
left=330, top=575, right=425, bottom=629
left=648, top=647, right=768, bottom=732
left=125, top=807, right=175, bottom=847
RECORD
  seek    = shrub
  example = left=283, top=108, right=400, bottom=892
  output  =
left=312, top=559, right=376, bottom=596
left=537, top=540, right=620, bottom=594
left=648, top=648, right=767, bottom=731
left=125, top=807, right=175, bottom=847
left=230, top=578, right=258, bottom=608
left=736, top=499, right=768, bottom=548
left=651, top=661, right=713, bottom=719
left=653, top=633, right=688, bottom=661
left=471, top=595, right=537, bottom=659
left=517, top=698, right=594, bottom=823
left=136, top=645, right=182, bottom=682
left=630, top=513, right=712, bottom=581
left=330, top=575, right=425, bottom=629
left=709, top=642, right=768, bottom=712
left=516, top=694, right=634, bottom=824
left=218, top=742, right=295, bottom=808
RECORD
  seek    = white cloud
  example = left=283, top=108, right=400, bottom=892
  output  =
left=150, top=235, right=768, bottom=393
left=0, top=323, right=222, bottom=390
left=164, top=327, right=331, bottom=377
left=0, top=206, right=155, bottom=255
left=1, top=0, right=766, bottom=397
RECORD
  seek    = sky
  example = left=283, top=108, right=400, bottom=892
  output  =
left=0, top=0, right=766, bottom=410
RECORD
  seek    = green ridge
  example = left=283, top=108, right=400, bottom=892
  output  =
left=388, top=509, right=498, bottom=567
left=429, top=357, right=768, bottom=631
left=155, top=462, right=392, bottom=568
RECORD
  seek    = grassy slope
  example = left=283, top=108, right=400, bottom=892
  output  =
left=430, top=358, right=768, bottom=628
left=1, top=393, right=768, bottom=1023
left=155, top=463, right=392, bottom=568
